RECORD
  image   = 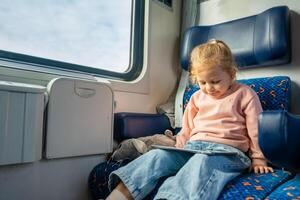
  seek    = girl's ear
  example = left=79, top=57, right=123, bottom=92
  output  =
left=230, top=68, right=237, bottom=81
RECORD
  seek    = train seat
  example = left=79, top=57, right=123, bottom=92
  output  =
left=88, top=6, right=300, bottom=200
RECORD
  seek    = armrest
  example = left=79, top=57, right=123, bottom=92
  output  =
left=114, top=112, right=172, bottom=142
left=258, top=110, right=300, bottom=170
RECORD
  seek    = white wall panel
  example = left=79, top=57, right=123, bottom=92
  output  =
left=0, top=82, right=45, bottom=165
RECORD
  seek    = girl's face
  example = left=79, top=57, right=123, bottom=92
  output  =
left=196, top=66, right=235, bottom=99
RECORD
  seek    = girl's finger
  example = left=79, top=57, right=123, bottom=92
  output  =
left=266, top=167, right=274, bottom=173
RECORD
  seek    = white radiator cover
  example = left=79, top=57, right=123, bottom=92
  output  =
left=0, top=81, right=45, bottom=165
left=45, top=78, right=114, bottom=159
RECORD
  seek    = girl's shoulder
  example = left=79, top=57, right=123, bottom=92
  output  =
left=190, top=89, right=203, bottom=99
left=236, top=83, right=260, bottom=100
left=237, top=83, right=258, bottom=94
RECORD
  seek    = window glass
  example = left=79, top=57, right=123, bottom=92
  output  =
left=0, top=0, right=133, bottom=73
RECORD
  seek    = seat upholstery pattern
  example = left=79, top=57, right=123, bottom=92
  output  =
left=183, top=76, right=291, bottom=112
left=265, top=174, right=300, bottom=200
left=218, top=169, right=292, bottom=199
left=238, top=76, right=291, bottom=111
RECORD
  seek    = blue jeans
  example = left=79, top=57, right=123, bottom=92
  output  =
left=109, top=141, right=251, bottom=200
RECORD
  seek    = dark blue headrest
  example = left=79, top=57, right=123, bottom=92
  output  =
left=180, top=6, right=291, bottom=71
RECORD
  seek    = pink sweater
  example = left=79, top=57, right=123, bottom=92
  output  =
left=181, top=83, right=266, bottom=166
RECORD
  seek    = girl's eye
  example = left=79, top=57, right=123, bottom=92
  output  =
left=211, top=80, right=221, bottom=84
left=199, top=81, right=206, bottom=85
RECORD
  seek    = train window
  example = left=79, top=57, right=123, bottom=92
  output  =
left=0, top=0, right=144, bottom=81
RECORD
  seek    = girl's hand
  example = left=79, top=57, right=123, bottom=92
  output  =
left=175, top=134, right=188, bottom=149
left=251, top=165, right=274, bottom=174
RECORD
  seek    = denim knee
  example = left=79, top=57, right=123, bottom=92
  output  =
left=146, top=149, right=171, bottom=161
left=147, top=149, right=192, bottom=167
left=190, top=153, right=250, bottom=172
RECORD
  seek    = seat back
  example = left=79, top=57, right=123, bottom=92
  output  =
left=180, top=6, right=290, bottom=70
left=183, top=76, right=291, bottom=113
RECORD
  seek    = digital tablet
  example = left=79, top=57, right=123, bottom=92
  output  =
left=151, top=145, right=238, bottom=156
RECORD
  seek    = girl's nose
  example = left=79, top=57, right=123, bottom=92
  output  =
left=207, top=84, right=215, bottom=91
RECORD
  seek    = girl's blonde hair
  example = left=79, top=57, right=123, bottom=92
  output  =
left=190, top=39, right=237, bottom=83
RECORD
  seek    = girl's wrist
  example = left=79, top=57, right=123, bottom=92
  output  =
left=251, top=158, right=267, bottom=167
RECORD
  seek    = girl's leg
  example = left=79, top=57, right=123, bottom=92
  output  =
left=106, top=182, right=133, bottom=200
left=116, top=182, right=133, bottom=199
left=154, top=153, right=251, bottom=200
left=108, top=149, right=192, bottom=200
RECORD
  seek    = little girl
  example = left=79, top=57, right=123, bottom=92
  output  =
left=106, top=40, right=273, bottom=200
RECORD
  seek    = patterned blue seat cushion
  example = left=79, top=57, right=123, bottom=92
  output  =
left=218, top=169, right=293, bottom=200
left=266, top=174, right=300, bottom=200
left=183, top=76, right=291, bottom=112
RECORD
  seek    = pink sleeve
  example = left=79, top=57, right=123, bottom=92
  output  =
left=244, top=94, right=267, bottom=166
left=181, top=93, right=199, bottom=138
